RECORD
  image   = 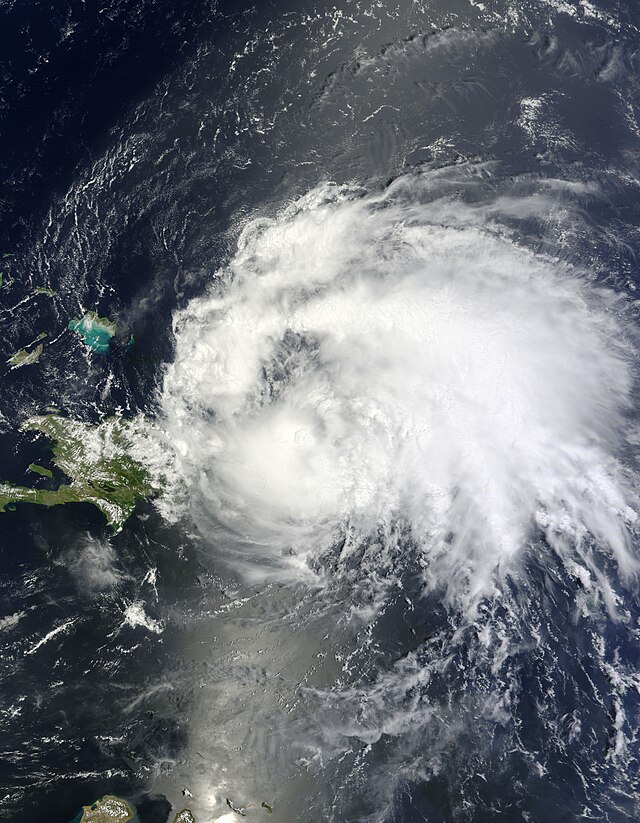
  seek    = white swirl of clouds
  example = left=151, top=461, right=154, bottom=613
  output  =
left=160, top=171, right=639, bottom=604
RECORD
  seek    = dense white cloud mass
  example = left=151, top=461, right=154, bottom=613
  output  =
left=161, top=173, right=638, bottom=603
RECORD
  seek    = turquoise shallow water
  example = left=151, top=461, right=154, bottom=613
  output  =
left=68, top=314, right=115, bottom=354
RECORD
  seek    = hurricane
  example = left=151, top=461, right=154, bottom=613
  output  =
left=162, top=170, right=639, bottom=604
left=152, top=169, right=640, bottom=820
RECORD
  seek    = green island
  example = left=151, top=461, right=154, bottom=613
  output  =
left=7, top=343, right=44, bottom=368
left=34, top=286, right=57, bottom=296
left=0, top=415, right=160, bottom=532
left=72, top=796, right=136, bottom=823
left=28, top=463, right=53, bottom=478
left=70, top=796, right=195, bottom=823
left=69, top=311, right=116, bottom=353
left=7, top=333, right=47, bottom=369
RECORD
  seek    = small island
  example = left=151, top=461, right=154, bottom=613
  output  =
left=7, top=343, right=44, bottom=368
left=28, top=463, right=53, bottom=478
left=173, top=813, right=196, bottom=823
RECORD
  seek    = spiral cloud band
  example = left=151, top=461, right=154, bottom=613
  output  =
left=161, top=171, right=638, bottom=603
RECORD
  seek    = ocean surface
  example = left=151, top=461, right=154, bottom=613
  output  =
left=1, top=1, right=640, bottom=821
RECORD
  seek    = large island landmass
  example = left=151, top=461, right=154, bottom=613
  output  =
left=0, top=415, right=161, bottom=532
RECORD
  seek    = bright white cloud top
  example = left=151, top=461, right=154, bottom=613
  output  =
left=161, top=171, right=639, bottom=605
